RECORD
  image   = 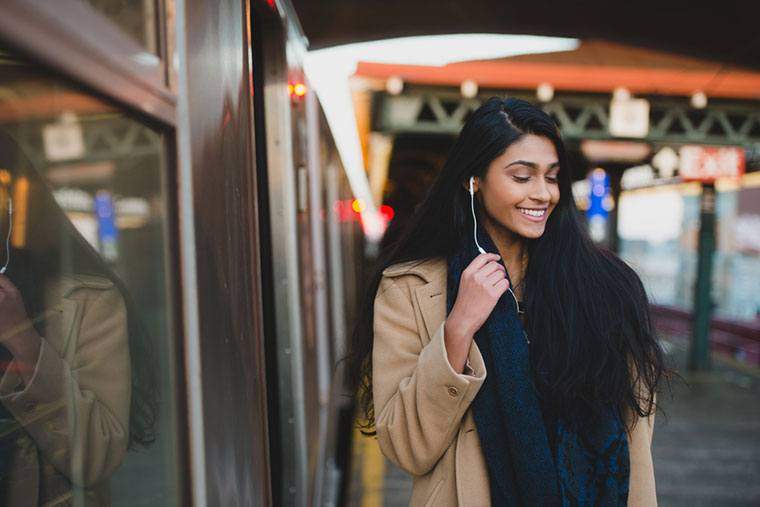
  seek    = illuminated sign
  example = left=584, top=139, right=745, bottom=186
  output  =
left=609, top=97, right=650, bottom=138
left=679, top=145, right=745, bottom=182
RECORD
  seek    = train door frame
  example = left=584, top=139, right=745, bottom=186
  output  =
left=0, top=0, right=274, bottom=505
left=252, top=2, right=366, bottom=504
left=0, top=0, right=194, bottom=504
left=181, top=0, right=272, bottom=504
left=251, top=2, right=310, bottom=505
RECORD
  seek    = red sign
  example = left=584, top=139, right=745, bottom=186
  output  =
left=679, top=145, right=745, bottom=182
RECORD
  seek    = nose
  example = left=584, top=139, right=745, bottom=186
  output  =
left=529, top=178, right=552, bottom=203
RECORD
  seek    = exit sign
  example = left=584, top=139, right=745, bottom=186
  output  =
left=679, top=145, right=745, bottom=182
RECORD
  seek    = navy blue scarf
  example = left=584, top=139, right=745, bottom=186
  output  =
left=445, top=229, right=630, bottom=506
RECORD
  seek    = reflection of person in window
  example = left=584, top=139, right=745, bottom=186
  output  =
left=0, top=131, right=158, bottom=506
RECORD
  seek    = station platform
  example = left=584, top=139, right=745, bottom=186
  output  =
left=347, top=334, right=760, bottom=506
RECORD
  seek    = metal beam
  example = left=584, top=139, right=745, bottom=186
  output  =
left=376, top=91, right=760, bottom=149
left=3, top=115, right=162, bottom=170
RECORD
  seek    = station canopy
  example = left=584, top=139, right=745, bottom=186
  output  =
left=291, top=0, right=759, bottom=69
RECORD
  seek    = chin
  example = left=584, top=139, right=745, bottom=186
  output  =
left=517, top=227, right=546, bottom=239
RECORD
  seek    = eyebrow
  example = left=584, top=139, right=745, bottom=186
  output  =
left=505, top=160, right=561, bottom=171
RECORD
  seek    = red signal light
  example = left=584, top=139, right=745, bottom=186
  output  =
left=379, top=204, right=395, bottom=222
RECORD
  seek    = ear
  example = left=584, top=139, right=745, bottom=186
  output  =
left=462, top=176, right=480, bottom=193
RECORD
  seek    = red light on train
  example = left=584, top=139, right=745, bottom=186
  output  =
left=289, top=82, right=307, bottom=99
left=334, top=199, right=390, bottom=226
left=334, top=199, right=359, bottom=222
left=379, top=204, right=395, bottom=222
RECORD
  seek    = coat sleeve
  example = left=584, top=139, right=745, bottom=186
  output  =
left=626, top=376, right=658, bottom=506
left=372, top=276, right=486, bottom=476
left=0, top=285, right=131, bottom=487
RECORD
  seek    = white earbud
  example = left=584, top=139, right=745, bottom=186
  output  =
left=0, top=197, right=12, bottom=275
left=469, top=176, right=486, bottom=254
left=468, top=178, right=522, bottom=312
left=468, top=179, right=523, bottom=313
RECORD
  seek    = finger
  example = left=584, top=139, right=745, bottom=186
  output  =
left=493, top=278, right=510, bottom=294
left=0, top=276, right=19, bottom=295
left=485, top=270, right=507, bottom=287
left=474, top=262, right=503, bottom=282
left=466, top=253, right=500, bottom=273
left=478, top=260, right=506, bottom=278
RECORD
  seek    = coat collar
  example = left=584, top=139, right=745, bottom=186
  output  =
left=45, top=275, right=114, bottom=353
left=383, top=258, right=448, bottom=341
left=382, top=257, right=446, bottom=285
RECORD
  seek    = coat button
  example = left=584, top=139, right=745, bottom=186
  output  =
left=447, top=386, right=459, bottom=397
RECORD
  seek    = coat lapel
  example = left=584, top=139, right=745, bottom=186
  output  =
left=414, top=283, right=445, bottom=342
left=43, top=278, right=82, bottom=357
left=412, top=265, right=447, bottom=343
left=56, top=298, right=79, bottom=356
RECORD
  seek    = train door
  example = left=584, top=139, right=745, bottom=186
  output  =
left=251, top=2, right=367, bottom=505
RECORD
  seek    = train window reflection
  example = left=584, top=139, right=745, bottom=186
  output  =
left=83, top=0, right=160, bottom=54
left=0, top=46, right=180, bottom=505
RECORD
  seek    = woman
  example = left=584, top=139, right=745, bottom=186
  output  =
left=0, top=129, right=158, bottom=506
left=348, top=97, right=667, bottom=506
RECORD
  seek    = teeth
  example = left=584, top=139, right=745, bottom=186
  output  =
left=518, top=208, right=546, bottom=217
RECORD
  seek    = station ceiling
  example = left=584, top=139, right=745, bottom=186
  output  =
left=290, top=0, right=760, bottom=69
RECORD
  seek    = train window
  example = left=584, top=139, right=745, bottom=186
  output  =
left=82, top=0, right=161, bottom=55
left=0, top=45, right=181, bottom=506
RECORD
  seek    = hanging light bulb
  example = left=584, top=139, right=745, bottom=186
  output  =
left=386, top=76, right=404, bottom=95
left=460, top=79, right=479, bottom=99
left=536, top=82, right=554, bottom=103
left=691, top=90, right=708, bottom=109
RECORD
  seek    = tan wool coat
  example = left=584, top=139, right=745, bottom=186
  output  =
left=372, top=258, right=657, bottom=507
left=0, top=275, right=130, bottom=507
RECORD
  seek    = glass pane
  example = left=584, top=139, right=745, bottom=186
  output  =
left=83, top=0, right=160, bottom=54
left=0, top=46, right=180, bottom=505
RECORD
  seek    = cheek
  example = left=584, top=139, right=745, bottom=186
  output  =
left=551, top=186, right=561, bottom=204
left=483, top=188, right=521, bottom=218
left=489, top=181, right=524, bottom=206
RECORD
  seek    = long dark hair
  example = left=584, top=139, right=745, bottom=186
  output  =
left=0, top=129, right=158, bottom=448
left=347, top=97, right=668, bottom=435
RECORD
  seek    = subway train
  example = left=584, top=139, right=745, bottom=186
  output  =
left=0, top=1, right=364, bottom=506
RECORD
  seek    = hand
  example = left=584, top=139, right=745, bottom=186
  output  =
left=447, top=253, right=509, bottom=338
left=0, top=275, right=42, bottom=381
left=444, top=253, right=509, bottom=372
left=0, top=275, right=34, bottom=345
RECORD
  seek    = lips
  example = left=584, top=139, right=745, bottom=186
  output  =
left=517, top=207, right=548, bottom=221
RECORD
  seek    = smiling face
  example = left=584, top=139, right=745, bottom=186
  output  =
left=474, top=134, right=560, bottom=240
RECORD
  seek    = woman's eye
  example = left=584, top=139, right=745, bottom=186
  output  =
left=546, top=175, right=559, bottom=183
left=513, top=176, right=530, bottom=183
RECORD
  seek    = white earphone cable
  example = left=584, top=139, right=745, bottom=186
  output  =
left=469, top=179, right=523, bottom=315
left=1, top=197, right=12, bottom=274
left=469, top=177, right=486, bottom=254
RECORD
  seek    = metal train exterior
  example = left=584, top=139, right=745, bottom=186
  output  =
left=0, top=0, right=362, bottom=506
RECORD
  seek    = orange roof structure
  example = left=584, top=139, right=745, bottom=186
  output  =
left=355, top=40, right=760, bottom=100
